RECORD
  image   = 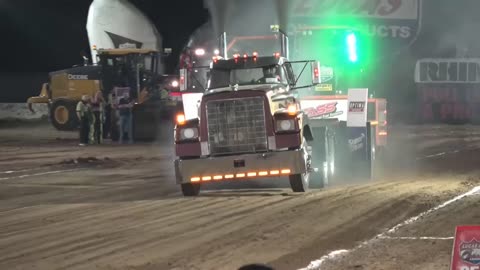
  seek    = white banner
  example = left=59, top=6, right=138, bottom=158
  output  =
left=347, top=89, right=369, bottom=127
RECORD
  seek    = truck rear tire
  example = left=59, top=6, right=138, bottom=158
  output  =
left=310, top=164, right=327, bottom=189
left=50, top=99, right=78, bottom=131
left=181, top=183, right=201, bottom=196
left=310, top=129, right=330, bottom=189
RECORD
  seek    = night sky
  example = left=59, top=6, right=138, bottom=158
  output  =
left=2, top=1, right=480, bottom=73
left=0, top=0, right=209, bottom=73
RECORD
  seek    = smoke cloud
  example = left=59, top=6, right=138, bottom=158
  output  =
left=203, top=0, right=289, bottom=36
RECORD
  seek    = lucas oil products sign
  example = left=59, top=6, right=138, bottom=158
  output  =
left=451, top=226, right=480, bottom=270
left=290, top=0, right=421, bottom=51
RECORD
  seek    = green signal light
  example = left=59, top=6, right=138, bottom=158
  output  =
left=346, top=33, right=358, bottom=63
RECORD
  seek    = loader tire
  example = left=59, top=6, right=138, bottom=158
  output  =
left=181, top=183, right=201, bottom=197
left=50, top=100, right=78, bottom=131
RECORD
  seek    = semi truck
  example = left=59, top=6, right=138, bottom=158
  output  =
left=174, top=31, right=377, bottom=196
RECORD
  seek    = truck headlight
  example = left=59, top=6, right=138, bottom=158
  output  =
left=276, top=119, right=296, bottom=132
left=180, top=127, right=199, bottom=141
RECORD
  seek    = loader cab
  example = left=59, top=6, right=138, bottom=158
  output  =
left=96, top=49, right=160, bottom=101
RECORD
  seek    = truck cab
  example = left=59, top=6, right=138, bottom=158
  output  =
left=174, top=54, right=325, bottom=196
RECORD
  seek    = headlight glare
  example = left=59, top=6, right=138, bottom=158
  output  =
left=276, top=119, right=296, bottom=132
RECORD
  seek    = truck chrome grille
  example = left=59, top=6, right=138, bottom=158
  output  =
left=206, top=97, right=268, bottom=155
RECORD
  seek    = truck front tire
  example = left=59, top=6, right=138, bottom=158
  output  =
left=181, top=183, right=201, bottom=196
left=289, top=173, right=309, bottom=192
left=289, top=136, right=311, bottom=192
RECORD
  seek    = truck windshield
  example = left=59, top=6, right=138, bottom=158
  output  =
left=208, top=65, right=286, bottom=89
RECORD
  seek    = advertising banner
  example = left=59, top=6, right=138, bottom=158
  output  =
left=451, top=226, right=480, bottom=270
left=415, top=59, right=480, bottom=124
left=347, top=88, right=369, bottom=127
left=300, top=99, right=348, bottom=121
left=290, top=0, right=421, bottom=50
left=415, top=59, right=480, bottom=84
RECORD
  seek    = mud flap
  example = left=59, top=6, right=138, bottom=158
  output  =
left=337, top=121, right=375, bottom=181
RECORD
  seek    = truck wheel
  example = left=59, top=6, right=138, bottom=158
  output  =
left=50, top=100, right=78, bottom=131
left=289, top=174, right=309, bottom=192
left=181, top=183, right=201, bottom=196
left=289, top=137, right=310, bottom=192
left=310, top=131, right=329, bottom=189
left=327, top=135, right=336, bottom=183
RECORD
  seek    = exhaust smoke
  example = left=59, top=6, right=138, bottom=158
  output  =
left=203, top=0, right=290, bottom=36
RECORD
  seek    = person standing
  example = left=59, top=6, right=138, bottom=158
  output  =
left=118, top=93, right=134, bottom=144
left=90, top=90, right=105, bottom=144
left=103, top=92, right=113, bottom=140
left=76, top=95, right=91, bottom=146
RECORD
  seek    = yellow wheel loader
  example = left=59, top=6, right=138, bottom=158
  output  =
left=28, top=48, right=172, bottom=140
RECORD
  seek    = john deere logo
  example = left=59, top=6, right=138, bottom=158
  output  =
left=68, top=74, right=89, bottom=80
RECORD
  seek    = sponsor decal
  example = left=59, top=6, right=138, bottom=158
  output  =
left=315, top=84, right=333, bottom=92
left=415, top=59, right=480, bottom=84
left=451, top=226, right=480, bottom=270
left=68, top=74, right=89, bottom=80
left=304, top=102, right=343, bottom=119
left=460, top=240, right=480, bottom=265
left=119, top=43, right=137, bottom=49
left=349, top=101, right=366, bottom=113
left=348, top=133, right=366, bottom=152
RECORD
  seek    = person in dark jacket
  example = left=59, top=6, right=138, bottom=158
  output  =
left=90, top=90, right=105, bottom=144
left=117, top=93, right=134, bottom=144
left=76, top=95, right=92, bottom=146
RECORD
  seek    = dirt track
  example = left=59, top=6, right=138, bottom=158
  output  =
left=0, top=121, right=479, bottom=270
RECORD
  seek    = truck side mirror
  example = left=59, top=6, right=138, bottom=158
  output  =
left=179, top=68, right=188, bottom=91
left=311, top=61, right=321, bottom=85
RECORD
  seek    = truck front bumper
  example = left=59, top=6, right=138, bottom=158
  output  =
left=174, top=150, right=307, bottom=184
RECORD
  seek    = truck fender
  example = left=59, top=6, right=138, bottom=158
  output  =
left=300, top=112, right=314, bottom=142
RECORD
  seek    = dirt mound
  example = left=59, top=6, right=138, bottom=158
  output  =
left=60, top=157, right=112, bottom=165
